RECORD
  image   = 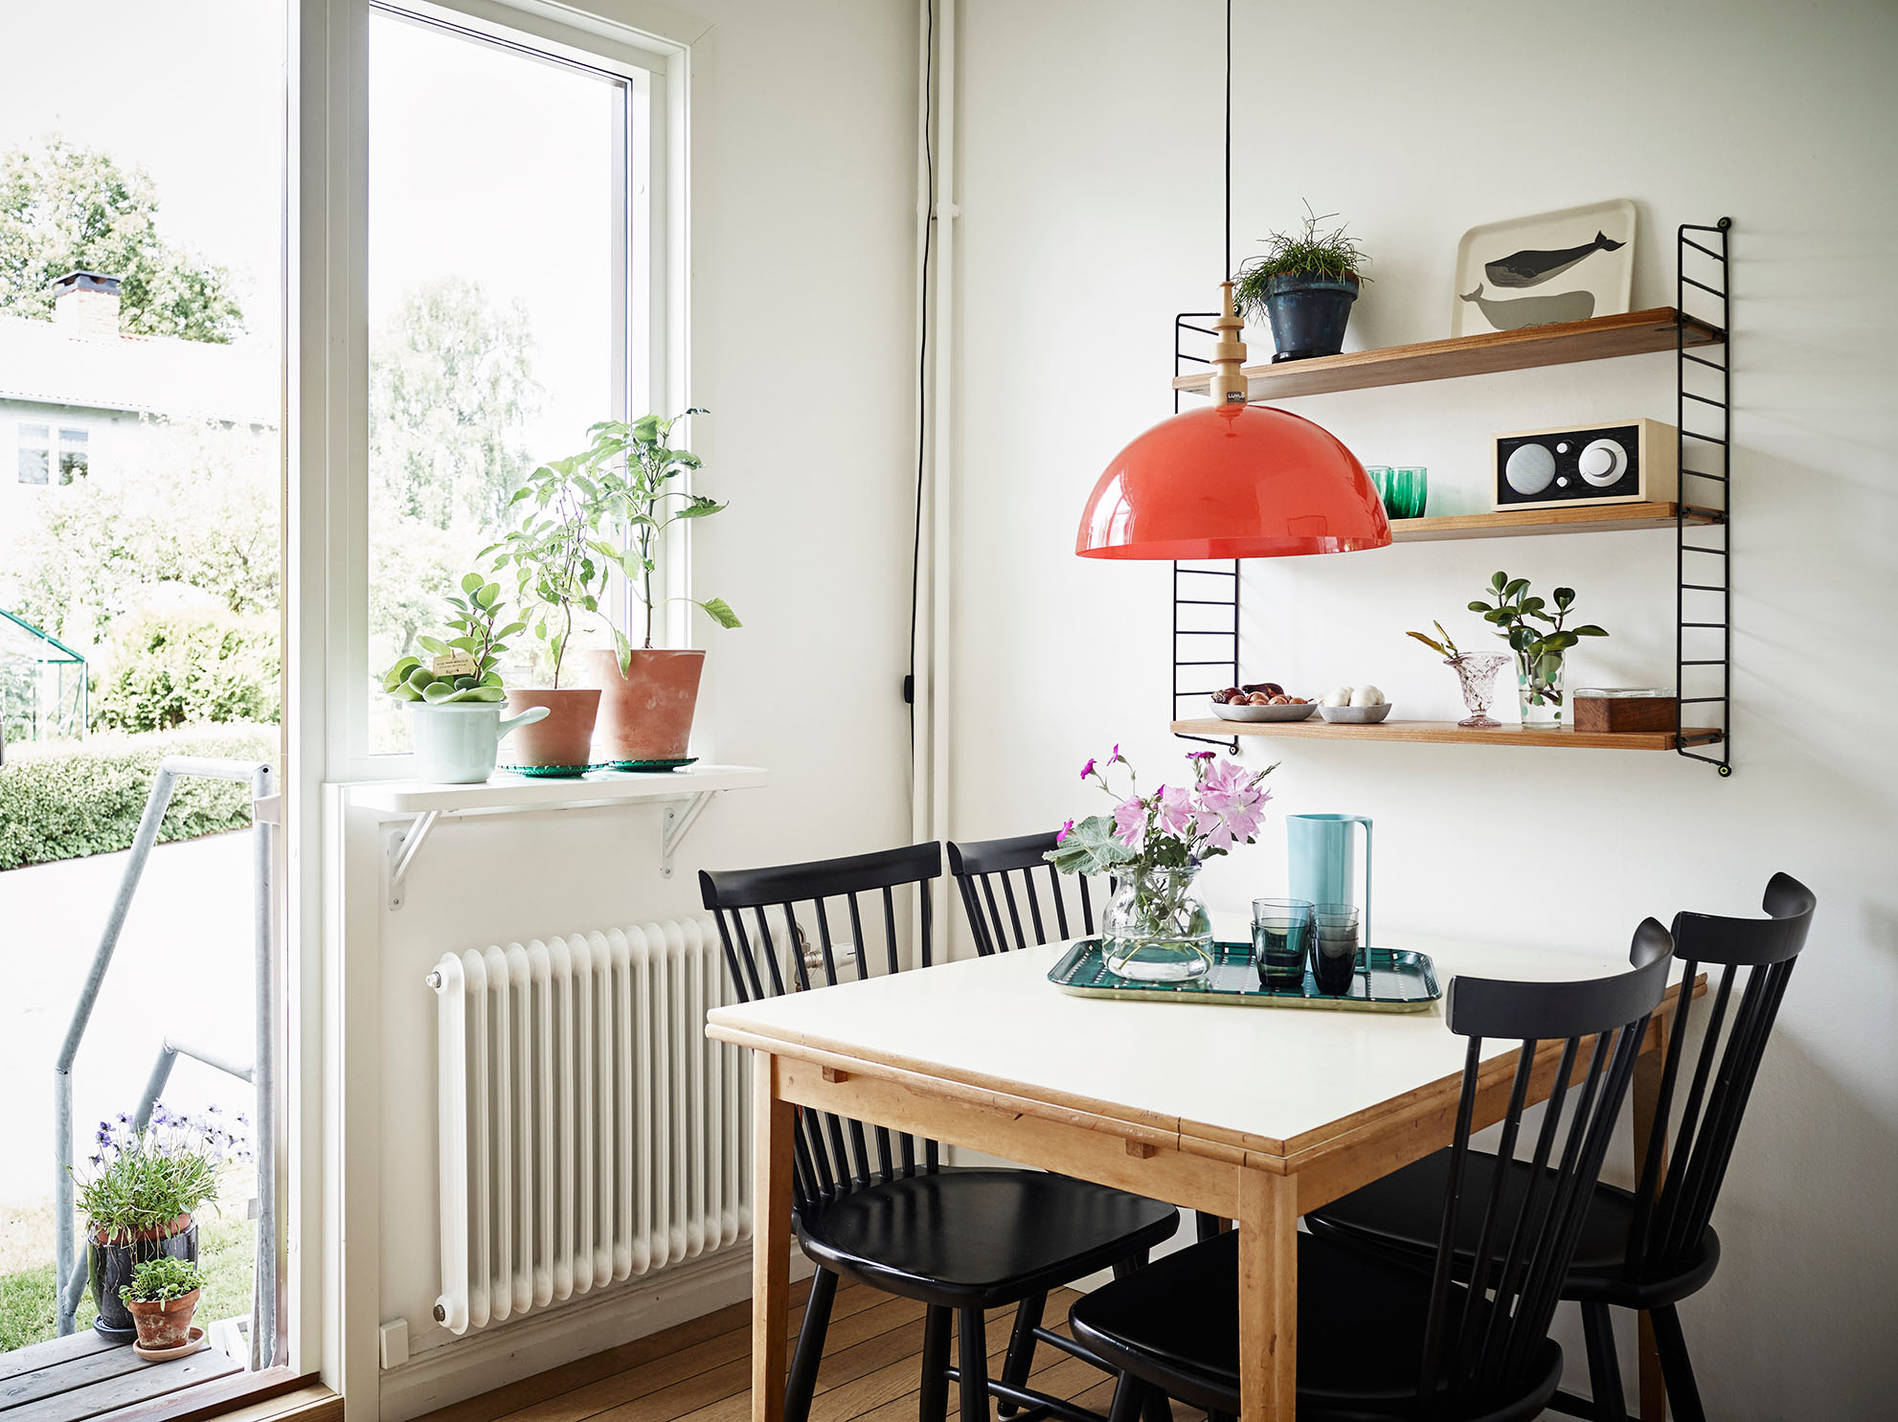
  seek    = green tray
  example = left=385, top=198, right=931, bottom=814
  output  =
left=1047, top=939, right=1441, bottom=1012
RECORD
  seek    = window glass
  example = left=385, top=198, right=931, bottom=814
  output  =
left=17, top=424, right=49, bottom=485
left=58, top=427, right=88, bottom=483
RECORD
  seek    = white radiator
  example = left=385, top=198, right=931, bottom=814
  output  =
left=428, top=917, right=750, bottom=1335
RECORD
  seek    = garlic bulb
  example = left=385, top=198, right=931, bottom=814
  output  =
left=1321, top=686, right=1353, bottom=708
left=1350, top=684, right=1386, bottom=707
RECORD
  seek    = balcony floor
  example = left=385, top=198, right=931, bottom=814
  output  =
left=0, top=1327, right=242, bottom=1421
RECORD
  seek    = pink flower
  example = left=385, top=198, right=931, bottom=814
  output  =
left=1056, top=818, right=1075, bottom=843
left=1080, top=758, right=1097, bottom=779
left=1186, top=750, right=1215, bottom=761
left=1154, top=784, right=1196, bottom=838
left=1111, top=796, right=1147, bottom=849
left=1194, top=782, right=1272, bottom=852
left=1109, top=743, right=1123, bottom=765
left=1199, top=756, right=1252, bottom=801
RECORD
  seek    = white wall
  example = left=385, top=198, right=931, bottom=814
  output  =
left=356, top=1, right=919, bottom=1412
left=948, top=0, right=1898, bottom=1415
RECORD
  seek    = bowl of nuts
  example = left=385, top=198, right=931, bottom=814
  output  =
left=1210, top=683, right=1317, bottom=722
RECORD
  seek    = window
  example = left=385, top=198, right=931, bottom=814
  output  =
left=16, top=423, right=48, bottom=485
left=57, top=426, right=88, bottom=483
left=365, top=3, right=662, bottom=753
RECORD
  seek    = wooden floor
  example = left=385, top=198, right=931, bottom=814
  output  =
left=0, top=1329, right=243, bottom=1421
left=418, top=1277, right=1203, bottom=1422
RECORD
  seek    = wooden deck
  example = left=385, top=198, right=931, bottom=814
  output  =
left=418, top=1276, right=1211, bottom=1422
left=0, top=1328, right=242, bottom=1421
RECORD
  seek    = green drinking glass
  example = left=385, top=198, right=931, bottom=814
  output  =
left=1387, top=466, right=1428, bottom=520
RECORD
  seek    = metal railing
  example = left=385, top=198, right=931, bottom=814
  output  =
left=52, top=756, right=279, bottom=1369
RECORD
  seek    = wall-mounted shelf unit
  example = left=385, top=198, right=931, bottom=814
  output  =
left=1169, top=717, right=1721, bottom=752
left=1167, top=219, right=1734, bottom=773
left=1170, top=306, right=1723, bottom=402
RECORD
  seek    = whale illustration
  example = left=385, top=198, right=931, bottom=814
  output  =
left=1484, top=230, right=1625, bottom=288
left=1459, top=283, right=1596, bottom=331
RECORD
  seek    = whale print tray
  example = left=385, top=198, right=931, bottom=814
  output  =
left=1047, top=939, right=1441, bottom=1012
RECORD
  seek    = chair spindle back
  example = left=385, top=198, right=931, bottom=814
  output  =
left=947, top=832, right=1103, bottom=955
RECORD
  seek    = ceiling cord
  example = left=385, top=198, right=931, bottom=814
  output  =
left=907, top=0, right=934, bottom=716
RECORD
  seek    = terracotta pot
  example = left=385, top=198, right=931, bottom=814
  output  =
left=581, top=648, right=705, bottom=763
left=89, top=1217, right=196, bottom=1339
left=126, top=1287, right=199, bottom=1351
left=501, top=688, right=602, bottom=769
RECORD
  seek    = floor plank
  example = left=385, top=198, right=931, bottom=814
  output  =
left=3, top=1349, right=242, bottom=1422
left=0, top=1329, right=119, bottom=1386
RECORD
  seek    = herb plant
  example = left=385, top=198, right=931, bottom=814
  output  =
left=74, top=1109, right=242, bottom=1241
left=379, top=573, right=519, bottom=704
left=1233, top=203, right=1371, bottom=321
left=120, top=1255, right=202, bottom=1305
left=1470, top=571, right=1608, bottom=709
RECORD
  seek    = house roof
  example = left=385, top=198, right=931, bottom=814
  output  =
left=0, top=314, right=278, bottom=427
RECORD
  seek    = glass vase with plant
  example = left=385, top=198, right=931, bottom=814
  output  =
left=377, top=573, right=550, bottom=782
left=1469, top=572, right=1609, bottom=726
left=1233, top=203, right=1370, bottom=362
left=1046, top=746, right=1276, bottom=982
left=1405, top=619, right=1511, bottom=728
left=74, top=1108, right=242, bottom=1338
left=120, top=1256, right=204, bottom=1352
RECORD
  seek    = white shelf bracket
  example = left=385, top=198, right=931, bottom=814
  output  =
left=661, top=791, right=718, bottom=880
left=387, top=810, right=441, bottom=910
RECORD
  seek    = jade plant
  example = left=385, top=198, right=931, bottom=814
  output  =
left=1470, top=571, right=1608, bottom=712
left=380, top=573, right=520, bottom=704
left=1233, top=203, right=1371, bottom=321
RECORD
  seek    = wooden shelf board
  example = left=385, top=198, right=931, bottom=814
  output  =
left=1171, top=718, right=1722, bottom=752
left=1172, top=307, right=1724, bottom=401
left=1388, top=502, right=1716, bottom=542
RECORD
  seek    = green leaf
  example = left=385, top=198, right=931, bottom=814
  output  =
left=406, top=665, right=437, bottom=692
left=461, top=686, right=507, bottom=703
left=461, top=572, right=484, bottom=595
left=1405, top=630, right=1449, bottom=657
left=1467, top=601, right=1492, bottom=614
left=497, top=620, right=527, bottom=639
left=700, top=596, right=741, bottom=629
left=1572, top=624, right=1609, bottom=638
left=421, top=680, right=461, bottom=704
left=675, top=497, right=725, bottom=519
left=1491, top=571, right=1508, bottom=591
left=1043, top=814, right=1137, bottom=877
left=477, top=582, right=501, bottom=610
left=1554, top=587, right=1576, bottom=607
left=389, top=683, right=423, bottom=702
left=417, top=635, right=448, bottom=656
left=1504, top=578, right=1530, bottom=601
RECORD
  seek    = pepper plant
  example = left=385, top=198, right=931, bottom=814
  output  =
left=1470, top=571, right=1608, bottom=711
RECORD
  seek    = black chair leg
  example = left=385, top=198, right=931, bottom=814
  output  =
left=1105, top=1376, right=1149, bottom=1422
left=1110, top=1249, right=1149, bottom=1280
left=996, top=1294, right=1044, bottom=1417
left=1194, top=1212, right=1225, bottom=1242
left=784, top=1266, right=838, bottom=1422
left=957, top=1307, right=990, bottom=1422
left=1580, top=1302, right=1627, bottom=1422
left=920, top=1306, right=954, bottom=1422
left=1650, top=1304, right=1707, bottom=1422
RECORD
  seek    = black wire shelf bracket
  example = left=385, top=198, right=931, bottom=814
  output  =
left=1171, top=311, right=1239, bottom=753
left=1676, top=219, right=1733, bottom=775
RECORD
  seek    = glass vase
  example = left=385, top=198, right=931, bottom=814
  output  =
left=1449, top=654, right=1510, bottom=728
left=1516, top=647, right=1568, bottom=726
left=1102, top=865, right=1214, bottom=982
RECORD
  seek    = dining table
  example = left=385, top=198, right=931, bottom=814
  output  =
left=705, top=928, right=1701, bottom=1422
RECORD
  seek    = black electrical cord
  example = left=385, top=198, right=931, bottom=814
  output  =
left=906, top=0, right=934, bottom=717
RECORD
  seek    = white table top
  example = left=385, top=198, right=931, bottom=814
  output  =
left=707, top=933, right=1652, bottom=1157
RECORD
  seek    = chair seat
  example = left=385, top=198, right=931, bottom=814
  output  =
left=1067, top=1232, right=1561, bottom=1422
left=1305, top=1148, right=1722, bottom=1310
left=796, top=1166, right=1179, bottom=1311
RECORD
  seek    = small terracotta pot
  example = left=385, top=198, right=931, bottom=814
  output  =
left=501, top=688, right=602, bottom=769
left=581, top=648, right=705, bottom=762
left=127, top=1287, right=199, bottom=1351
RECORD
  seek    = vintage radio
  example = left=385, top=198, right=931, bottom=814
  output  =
left=1493, top=418, right=1678, bottom=511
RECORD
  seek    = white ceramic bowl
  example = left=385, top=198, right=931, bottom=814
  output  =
left=1317, top=702, right=1394, bottom=724
left=1211, top=699, right=1318, bottom=722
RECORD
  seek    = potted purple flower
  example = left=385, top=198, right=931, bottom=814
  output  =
left=1046, top=746, right=1275, bottom=982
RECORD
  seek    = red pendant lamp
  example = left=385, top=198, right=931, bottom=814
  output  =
left=1074, top=4, right=1389, bottom=562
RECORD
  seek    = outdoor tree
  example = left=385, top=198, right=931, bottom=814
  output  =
left=0, top=137, right=244, bottom=342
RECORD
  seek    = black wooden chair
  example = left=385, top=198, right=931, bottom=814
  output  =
left=948, top=831, right=1103, bottom=956
left=1307, top=873, right=1814, bottom=1422
left=1067, top=921, right=1675, bottom=1422
left=701, top=843, right=1179, bottom=1422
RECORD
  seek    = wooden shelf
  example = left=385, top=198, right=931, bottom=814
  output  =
left=1388, top=502, right=1717, bottom=543
left=1170, top=718, right=1722, bottom=752
left=1172, top=307, right=1724, bottom=402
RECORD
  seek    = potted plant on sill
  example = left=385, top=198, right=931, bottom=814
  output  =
left=379, top=572, right=549, bottom=783
left=1234, top=204, right=1370, bottom=363
left=74, top=1109, right=231, bottom=1341
left=579, top=409, right=739, bottom=765
left=120, top=1256, right=203, bottom=1358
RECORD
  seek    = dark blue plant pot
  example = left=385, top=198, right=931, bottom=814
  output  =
left=89, top=1220, right=198, bottom=1340
left=1264, top=272, right=1360, bottom=362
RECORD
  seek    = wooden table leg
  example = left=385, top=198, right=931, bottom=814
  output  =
left=1631, top=1040, right=1668, bottom=1422
left=753, top=1053, right=794, bottom=1422
left=1237, top=1168, right=1298, bottom=1421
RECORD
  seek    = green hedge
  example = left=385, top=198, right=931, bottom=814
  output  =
left=0, top=724, right=278, bottom=871
left=92, top=610, right=281, bottom=733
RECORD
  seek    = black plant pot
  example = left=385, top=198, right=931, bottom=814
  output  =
left=89, top=1220, right=198, bottom=1340
left=1263, top=272, right=1360, bottom=362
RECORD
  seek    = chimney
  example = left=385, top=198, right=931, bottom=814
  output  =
left=51, top=271, right=122, bottom=335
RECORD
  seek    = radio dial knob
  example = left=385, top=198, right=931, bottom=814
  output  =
left=1504, top=443, right=1557, bottom=496
left=1578, top=438, right=1629, bottom=487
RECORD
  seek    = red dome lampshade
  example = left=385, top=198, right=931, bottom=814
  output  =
left=1075, top=281, right=1390, bottom=560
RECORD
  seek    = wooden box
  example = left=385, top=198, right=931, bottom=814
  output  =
left=1571, top=690, right=1678, bottom=734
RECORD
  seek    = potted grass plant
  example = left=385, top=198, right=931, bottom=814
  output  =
left=120, top=1256, right=202, bottom=1356
left=73, top=1108, right=237, bottom=1340
left=1233, top=203, right=1370, bottom=362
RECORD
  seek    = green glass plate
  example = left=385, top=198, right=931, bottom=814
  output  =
left=1047, top=939, right=1441, bottom=1012
left=608, top=756, right=699, bottom=773
left=498, top=763, right=605, bottom=779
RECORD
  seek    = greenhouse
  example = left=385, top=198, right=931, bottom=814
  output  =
left=0, top=608, right=87, bottom=743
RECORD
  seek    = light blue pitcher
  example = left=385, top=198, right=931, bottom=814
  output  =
left=1286, top=813, right=1373, bottom=948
